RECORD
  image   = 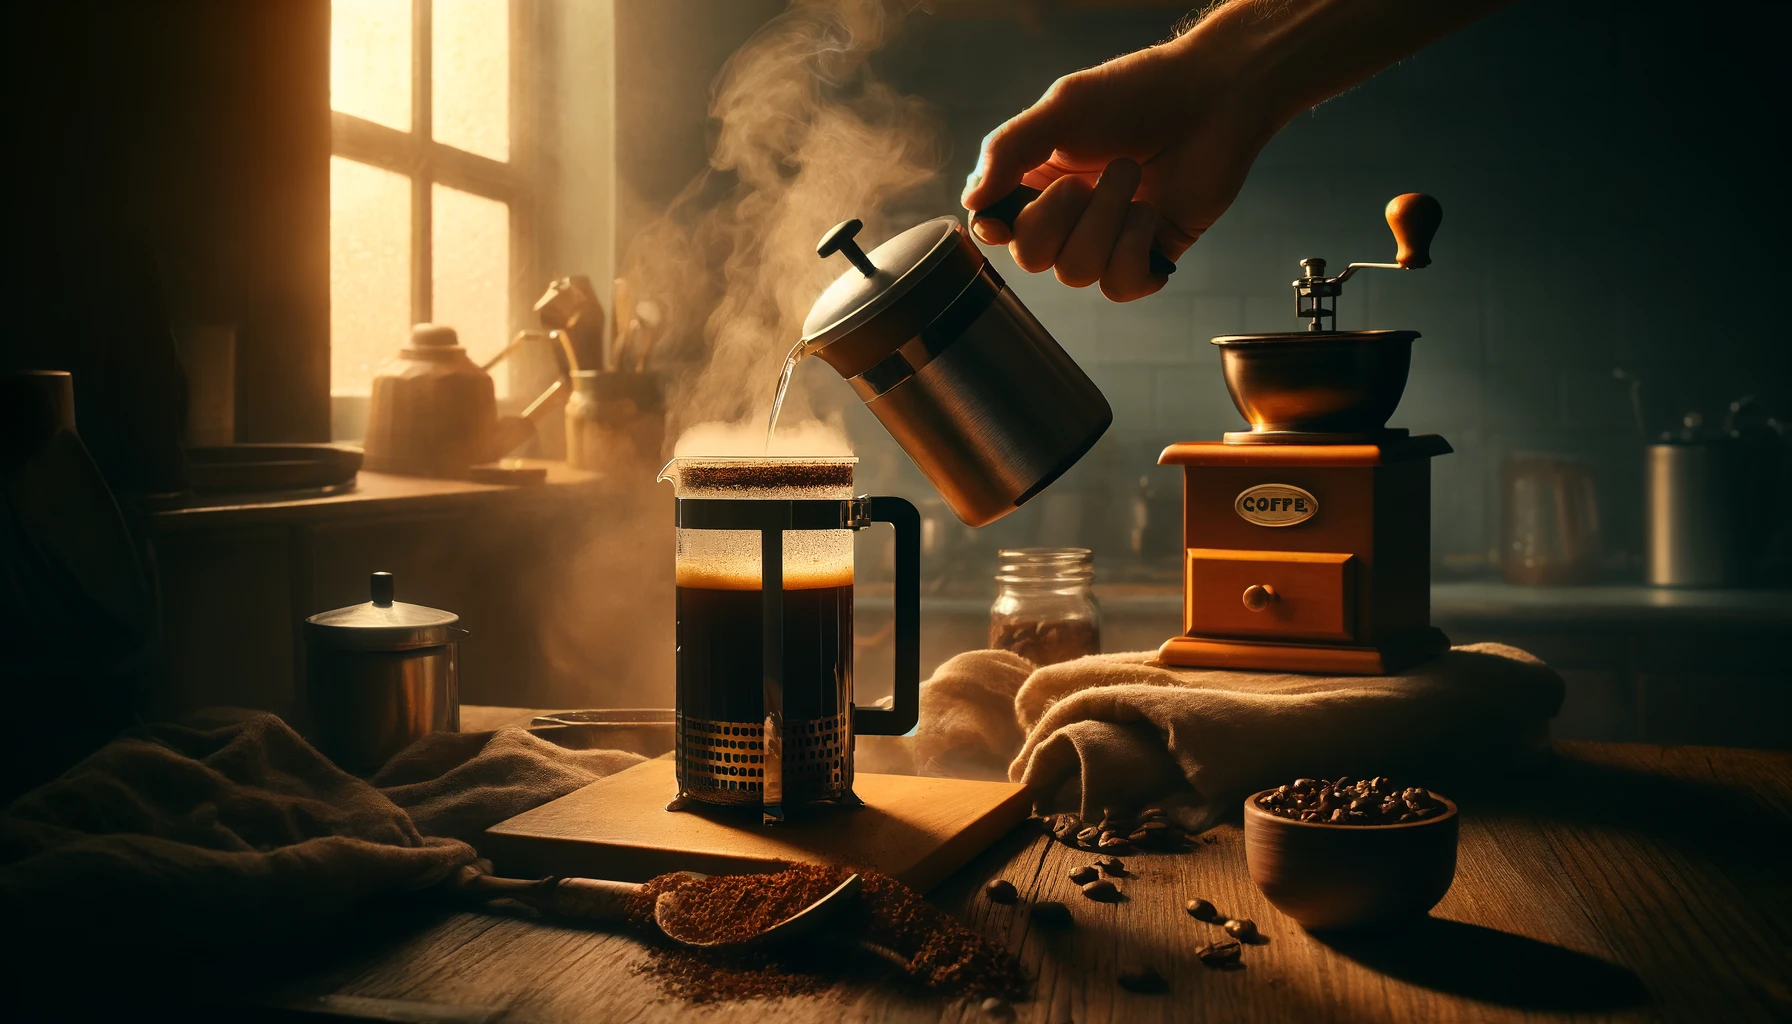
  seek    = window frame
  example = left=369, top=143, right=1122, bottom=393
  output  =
left=329, top=0, right=536, bottom=390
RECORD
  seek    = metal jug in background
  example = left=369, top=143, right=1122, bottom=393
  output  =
left=1501, top=453, right=1602, bottom=585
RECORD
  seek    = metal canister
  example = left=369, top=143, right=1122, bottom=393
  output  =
left=1646, top=439, right=1747, bottom=586
left=304, top=571, right=467, bottom=774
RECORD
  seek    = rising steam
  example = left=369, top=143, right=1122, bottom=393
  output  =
left=624, top=0, right=946, bottom=452
left=540, top=0, right=943, bottom=709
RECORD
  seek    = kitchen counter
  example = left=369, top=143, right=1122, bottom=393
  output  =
left=852, top=581, right=1791, bottom=750
left=186, top=740, right=1786, bottom=1022
left=863, top=581, right=1792, bottom=626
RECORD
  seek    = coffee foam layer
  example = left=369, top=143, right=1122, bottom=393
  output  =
left=676, top=562, right=854, bottom=591
left=676, top=527, right=853, bottom=591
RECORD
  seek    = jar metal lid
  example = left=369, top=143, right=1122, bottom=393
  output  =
left=304, top=571, right=465, bottom=651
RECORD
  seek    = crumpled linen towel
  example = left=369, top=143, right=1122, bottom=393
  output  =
left=875, top=643, right=1563, bottom=832
left=0, top=714, right=641, bottom=948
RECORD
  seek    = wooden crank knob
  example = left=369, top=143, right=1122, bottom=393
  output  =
left=1242, top=584, right=1278, bottom=612
left=1386, top=193, right=1442, bottom=269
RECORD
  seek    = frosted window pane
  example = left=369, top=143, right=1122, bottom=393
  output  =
left=330, top=157, right=412, bottom=397
left=432, top=184, right=511, bottom=395
left=432, top=0, right=509, bottom=161
left=331, top=0, right=412, bottom=131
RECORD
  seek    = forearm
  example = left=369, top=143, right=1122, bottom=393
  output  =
left=1170, top=0, right=1517, bottom=127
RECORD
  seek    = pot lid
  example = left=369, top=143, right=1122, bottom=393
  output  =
left=304, top=571, right=464, bottom=651
left=800, top=216, right=975, bottom=351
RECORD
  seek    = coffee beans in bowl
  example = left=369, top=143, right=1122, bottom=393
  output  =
left=1243, top=776, right=1458, bottom=931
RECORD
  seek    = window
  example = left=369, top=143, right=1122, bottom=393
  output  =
left=329, top=0, right=532, bottom=401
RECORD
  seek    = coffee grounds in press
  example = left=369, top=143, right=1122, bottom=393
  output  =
left=625, top=864, right=1029, bottom=1004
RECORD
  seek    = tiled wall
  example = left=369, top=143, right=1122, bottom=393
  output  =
left=863, top=0, right=1788, bottom=577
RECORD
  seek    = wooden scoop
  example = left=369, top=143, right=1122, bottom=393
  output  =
left=450, top=866, right=864, bottom=954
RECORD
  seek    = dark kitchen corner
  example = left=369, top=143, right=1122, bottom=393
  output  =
left=3, top=0, right=1789, bottom=1021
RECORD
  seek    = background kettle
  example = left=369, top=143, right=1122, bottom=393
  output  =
left=363, top=324, right=563, bottom=479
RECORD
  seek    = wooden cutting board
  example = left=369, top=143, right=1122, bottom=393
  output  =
left=483, top=759, right=1032, bottom=892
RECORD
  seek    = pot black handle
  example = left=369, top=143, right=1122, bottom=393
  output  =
left=852, top=496, right=920, bottom=736
left=972, top=184, right=1177, bottom=279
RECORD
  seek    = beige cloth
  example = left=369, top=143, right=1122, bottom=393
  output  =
left=0, top=715, right=641, bottom=950
left=871, top=644, right=1563, bottom=832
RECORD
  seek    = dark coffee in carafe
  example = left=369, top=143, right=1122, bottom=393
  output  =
left=664, top=457, right=859, bottom=807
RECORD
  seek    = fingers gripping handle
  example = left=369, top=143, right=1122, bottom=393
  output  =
left=852, top=496, right=920, bottom=737
left=971, top=184, right=1178, bottom=279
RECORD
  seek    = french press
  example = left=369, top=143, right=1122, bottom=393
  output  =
left=657, top=456, right=919, bottom=823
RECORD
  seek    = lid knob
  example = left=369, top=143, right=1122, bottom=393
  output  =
left=370, top=571, right=395, bottom=607
left=816, top=219, right=878, bottom=279
left=410, top=324, right=459, bottom=348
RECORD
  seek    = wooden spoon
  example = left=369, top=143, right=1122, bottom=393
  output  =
left=450, top=867, right=865, bottom=955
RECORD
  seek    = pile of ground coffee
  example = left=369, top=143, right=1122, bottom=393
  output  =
left=625, top=865, right=1028, bottom=1004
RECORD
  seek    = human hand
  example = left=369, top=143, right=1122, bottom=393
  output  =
left=960, top=0, right=1510, bottom=302
left=961, top=32, right=1285, bottom=302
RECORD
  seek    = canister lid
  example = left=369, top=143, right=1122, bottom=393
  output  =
left=304, top=571, right=464, bottom=651
left=800, top=216, right=987, bottom=378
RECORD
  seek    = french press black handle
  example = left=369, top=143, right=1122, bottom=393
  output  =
left=852, top=495, right=920, bottom=736
left=972, top=184, right=1178, bottom=279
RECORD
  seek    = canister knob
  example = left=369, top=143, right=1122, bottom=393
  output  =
left=370, top=570, right=395, bottom=607
left=1242, top=584, right=1278, bottom=612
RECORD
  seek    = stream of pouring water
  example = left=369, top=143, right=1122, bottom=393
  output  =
left=764, top=339, right=807, bottom=451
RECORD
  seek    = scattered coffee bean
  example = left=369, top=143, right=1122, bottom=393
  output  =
left=1035, top=808, right=1193, bottom=853
left=1080, top=879, right=1119, bottom=901
left=1095, top=855, right=1125, bottom=875
left=1116, top=964, right=1168, bottom=994
left=1196, top=939, right=1243, bottom=969
left=1255, top=776, right=1447, bottom=826
left=1223, top=918, right=1259, bottom=941
left=984, top=879, right=1017, bottom=904
left=1185, top=897, right=1218, bottom=922
left=1068, top=865, right=1099, bottom=885
left=1030, top=900, right=1073, bottom=929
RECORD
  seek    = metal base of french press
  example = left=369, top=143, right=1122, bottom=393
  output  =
left=664, top=788, right=863, bottom=823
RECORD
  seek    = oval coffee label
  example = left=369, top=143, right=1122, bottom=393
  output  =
left=1235, top=484, right=1318, bottom=527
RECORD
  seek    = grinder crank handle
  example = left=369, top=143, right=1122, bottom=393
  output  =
left=971, top=185, right=1178, bottom=279
left=851, top=496, right=920, bottom=736
left=1385, top=193, right=1442, bottom=269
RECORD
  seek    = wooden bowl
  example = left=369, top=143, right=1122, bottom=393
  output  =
left=1243, top=788, right=1458, bottom=931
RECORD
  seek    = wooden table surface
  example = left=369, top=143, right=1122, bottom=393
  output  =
left=253, top=741, right=1790, bottom=1024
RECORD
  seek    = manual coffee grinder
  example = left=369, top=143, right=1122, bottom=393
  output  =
left=1158, top=194, right=1452, bottom=675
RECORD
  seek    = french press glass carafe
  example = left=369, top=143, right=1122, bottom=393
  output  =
left=657, top=456, right=919, bottom=823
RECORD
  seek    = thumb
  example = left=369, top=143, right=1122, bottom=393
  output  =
left=961, top=83, right=1075, bottom=214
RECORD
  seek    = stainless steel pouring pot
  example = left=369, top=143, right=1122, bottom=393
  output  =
left=802, top=216, right=1111, bottom=527
left=304, top=571, right=467, bottom=774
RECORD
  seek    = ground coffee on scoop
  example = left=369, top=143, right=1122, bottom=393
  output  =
left=626, top=865, right=1028, bottom=1004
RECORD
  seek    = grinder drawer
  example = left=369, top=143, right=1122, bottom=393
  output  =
left=1185, top=548, right=1356, bottom=642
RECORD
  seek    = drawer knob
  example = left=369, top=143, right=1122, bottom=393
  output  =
left=1242, top=584, right=1279, bottom=612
